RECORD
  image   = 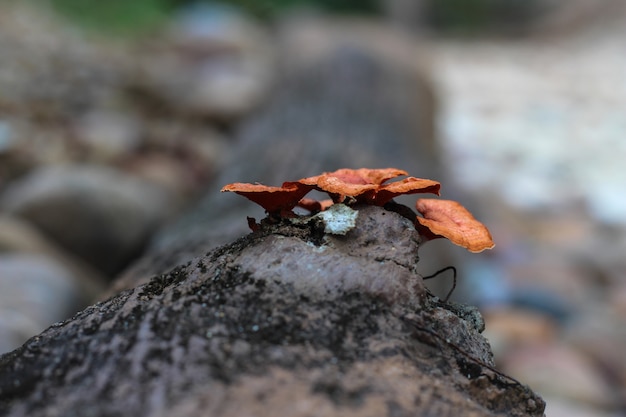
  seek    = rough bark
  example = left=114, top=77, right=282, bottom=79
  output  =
left=0, top=205, right=544, bottom=416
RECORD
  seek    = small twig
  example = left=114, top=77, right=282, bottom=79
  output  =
left=422, top=266, right=457, bottom=302
left=401, top=316, right=524, bottom=387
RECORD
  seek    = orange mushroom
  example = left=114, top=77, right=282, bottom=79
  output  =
left=221, top=181, right=314, bottom=214
left=221, top=169, right=494, bottom=254
left=298, top=168, right=440, bottom=205
left=299, top=168, right=408, bottom=187
left=373, top=177, right=441, bottom=205
left=414, top=199, right=495, bottom=253
left=297, top=198, right=335, bottom=213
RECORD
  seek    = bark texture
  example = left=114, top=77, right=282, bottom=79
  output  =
left=0, top=205, right=544, bottom=416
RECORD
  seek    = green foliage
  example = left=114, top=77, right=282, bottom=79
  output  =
left=426, top=0, right=543, bottom=33
left=43, top=0, right=380, bottom=36
left=428, top=0, right=490, bottom=31
left=40, top=0, right=540, bottom=36
left=215, top=0, right=379, bottom=19
left=46, top=0, right=171, bottom=35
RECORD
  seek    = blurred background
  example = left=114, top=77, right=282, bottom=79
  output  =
left=1, top=1, right=625, bottom=416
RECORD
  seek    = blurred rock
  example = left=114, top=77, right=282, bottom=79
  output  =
left=170, top=127, right=228, bottom=183
left=0, top=3, right=128, bottom=122
left=500, top=343, right=618, bottom=408
left=564, top=305, right=626, bottom=401
left=182, top=58, right=271, bottom=120
left=0, top=253, right=83, bottom=353
left=610, top=282, right=626, bottom=317
left=121, top=153, right=196, bottom=200
left=0, top=165, right=176, bottom=276
left=0, top=313, right=40, bottom=356
left=482, top=307, right=558, bottom=357
left=543, top=396, right=615, bottom=417
left=135, top=3, right=275, bottom=122
left=0, top=214, right=107, bottom=300
left=169, top=3, right=258, bottom=52
left=383, top=0, right=626, bottom=37
left=0, top=118, right=37, bottom=185
left=74, top=110, right=142, bottom=162
left=127, top=123, right=228, bottom=201
left=0, top=119, right=16, bottom=153
left=574, top=223, right=626, bottom=289
left=383, top=0, right=554, bottom=35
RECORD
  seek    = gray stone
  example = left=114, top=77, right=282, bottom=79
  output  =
left=0, top=165, right=175, bottom=275
left=0, top=214, right=108, bottom=300
left=74, top=110, right=142, bottom=161
left=0, top=254, right=82, bottom=353
left=136, top=3, right=274, bottom=121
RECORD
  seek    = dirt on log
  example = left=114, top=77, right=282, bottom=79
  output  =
left=0, top=205, right=544, bottom=417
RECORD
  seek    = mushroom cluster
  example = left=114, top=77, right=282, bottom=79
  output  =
left=221, top=168, right=494, bottom=253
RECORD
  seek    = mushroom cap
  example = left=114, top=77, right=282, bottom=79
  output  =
left=415, top=199, right=495, bottom=253
left=374, top=177, right=440, bottom=205
left=297, top=198, right=335, bottom=213
left=221, top=181, right=313, bottom=213
left=299, top=168, right=440, bottom=205
left=299, top=168, right=408, bottom=187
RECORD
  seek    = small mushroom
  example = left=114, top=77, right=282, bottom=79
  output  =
left=373, top=177, right=441, bottom=205
left=415, top=199, right=495, bottom=253
left=221, top=181, right=314, bottom=214
left=299, top=168, right=408, bottom=187
left=298, top=168, right=440, bottom=205
left=297, top=198, right=335, bottom=213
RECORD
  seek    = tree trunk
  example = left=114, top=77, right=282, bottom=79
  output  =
left=0, top=205, right=544, bottom=416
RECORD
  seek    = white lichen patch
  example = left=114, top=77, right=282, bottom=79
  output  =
left=290, top=203, right=358, bottom=235
left=315, top=204, right=358, bottom=235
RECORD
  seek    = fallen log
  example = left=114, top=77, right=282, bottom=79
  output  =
left=0, top=205, right=544, bottom=416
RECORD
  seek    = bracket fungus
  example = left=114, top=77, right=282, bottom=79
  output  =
left=415, top=199, right=495, bottom=253
left=298, top=167, right=441, bottom=205
left=220, top=181, right=313, bottom=215
left=221, top=167, right=494, bottom=253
